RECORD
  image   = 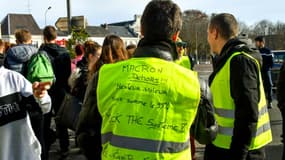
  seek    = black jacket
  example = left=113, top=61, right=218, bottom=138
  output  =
left=40, top=43, right=71, bottom=110
left=76, top=38, right=212, bottom=159
left=209, top=39, right=262, bottom=160
left=71, top=57, right=89, bottom=102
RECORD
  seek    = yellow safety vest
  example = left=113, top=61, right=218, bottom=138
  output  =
left=210, top=52, right=272, bottom=149
left=97, top=57, right=201, bottom=160
left=175, top=56, right=191, bottom=70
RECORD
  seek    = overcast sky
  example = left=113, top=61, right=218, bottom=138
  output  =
left=1, top=0, right=284, bottom=28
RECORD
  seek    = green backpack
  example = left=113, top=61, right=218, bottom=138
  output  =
left=26, top=50, right=55, bottom=83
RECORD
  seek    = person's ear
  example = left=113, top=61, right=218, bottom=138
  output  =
left=212, top=28, right=218, bottom=40
left=43, top=37, right=47, bottom=43
left=140, top=26, right=144, bottom=37
left=172, top=31, right=180, bottom=42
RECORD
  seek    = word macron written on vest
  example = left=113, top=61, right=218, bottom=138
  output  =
left=118, top=64, right=168, bottom=95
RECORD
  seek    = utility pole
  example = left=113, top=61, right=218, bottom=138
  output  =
left=66, top=0, right=71, bottom=34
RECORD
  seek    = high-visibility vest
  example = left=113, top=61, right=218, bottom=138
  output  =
left=175, top=56, right=191, bottom=70
left=210, top=52, right=272, bottom=149
left=97, top=57, right=201, bottom=160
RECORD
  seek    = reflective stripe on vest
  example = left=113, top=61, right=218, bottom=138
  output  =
left=210, top=52, right=272, bottom=150
left=215, top=105, right=268, bottom=119
left=98, top=57, right=200, bottom=160
left=218, top=121, right=271, bottom=137
left=101, top=132, right=190, bottom=153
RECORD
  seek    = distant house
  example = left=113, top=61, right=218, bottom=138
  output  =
left=0, top=14, right=140, bottom=48
left=56, top=24, right=139, bottom=46
left=86, top=25, right=139, bottom=45
left=1, top=14, right=43, bottom=47
left=109, top=15, right=141, bottom=37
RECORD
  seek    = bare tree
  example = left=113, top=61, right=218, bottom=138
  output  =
left=180, top=10, right=209, bottom=61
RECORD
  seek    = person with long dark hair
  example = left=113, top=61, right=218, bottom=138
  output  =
left=69, top=40, right=102, bottom=102
left=89, top=35, right=128, bottom=76
left=77, top=35, right=128, bottom=160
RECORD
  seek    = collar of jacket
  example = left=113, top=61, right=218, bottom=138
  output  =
left=209, top=38, right=246, bottom=85
left=0, top=54, right=4, bottom=67
left=133, top=38, right=178, bottom=61
left=40, top=43, right=63, bottom=57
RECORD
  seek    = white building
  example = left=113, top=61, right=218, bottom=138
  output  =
left=0, top=14, right=43, bottom=47
left=0, top=14, right=140, bottom=48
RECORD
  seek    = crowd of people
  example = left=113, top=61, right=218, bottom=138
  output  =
left=0, top=0, right=284, bottom=160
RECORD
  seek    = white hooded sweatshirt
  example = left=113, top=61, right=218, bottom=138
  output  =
left=0, top=66, right=51, bottom=160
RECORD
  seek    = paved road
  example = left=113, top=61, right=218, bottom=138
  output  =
left=48, top=64, right=283, bottom=160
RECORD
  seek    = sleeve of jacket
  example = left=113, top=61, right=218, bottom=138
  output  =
left=277, top=62, right=285, bottom=110
left=19, top=73, right=51, bottom=114
left=76, top=72, right=102, bottom=158
left=229, top=55, right=260, bottom=160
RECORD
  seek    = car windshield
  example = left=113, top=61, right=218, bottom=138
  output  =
left=273, top=51, right=285, bottom=64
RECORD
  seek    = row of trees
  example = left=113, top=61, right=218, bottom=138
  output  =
left=180, top=10, right=285, bottom=61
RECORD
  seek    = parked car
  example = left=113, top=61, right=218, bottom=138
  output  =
left=271, top=50, right=285, bottom=88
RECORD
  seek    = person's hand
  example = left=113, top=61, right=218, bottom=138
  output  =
left=32, top=81, right=52, bottom=98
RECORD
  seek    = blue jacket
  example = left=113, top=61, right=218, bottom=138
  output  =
left=4, top=44, right=37, bottom=74
left=259, top=47, right=273, bottom=72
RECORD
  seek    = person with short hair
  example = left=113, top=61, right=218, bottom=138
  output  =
left=255, top=36, right=274, bottom=109
left=76, top=1, right=210, bottom=160
left=5, top=29, right=37, bottom=74
left=205, top=13, right=272, bottom=160
left=40, top=25, right=71, bottom=159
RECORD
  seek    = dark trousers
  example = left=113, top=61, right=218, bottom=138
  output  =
left=43, top=111, right=69, bottom=155
left=190, top=136, right=196, bottom=160
left=204, top=143, right=266, bottom=160
left=43, top=112, right=55, bottom=160
left=262, top=70, right=273, bottom=103
left=281, top=109, right=285, bottom=160
left=30, top=113, right=46, bottom=160
left=56, top=122, right=70, bottom=152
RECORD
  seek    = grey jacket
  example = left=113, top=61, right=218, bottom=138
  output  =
left=5, top=44, right=37, bottom=74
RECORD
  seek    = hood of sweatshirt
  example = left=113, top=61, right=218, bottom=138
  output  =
left=6, top=44, right=37, bottom=63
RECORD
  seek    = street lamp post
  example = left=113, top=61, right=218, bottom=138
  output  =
left=45, top=6, right=52, bottom=26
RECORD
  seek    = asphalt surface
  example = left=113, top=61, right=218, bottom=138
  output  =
left=48, top=64, right=283, bottom=160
